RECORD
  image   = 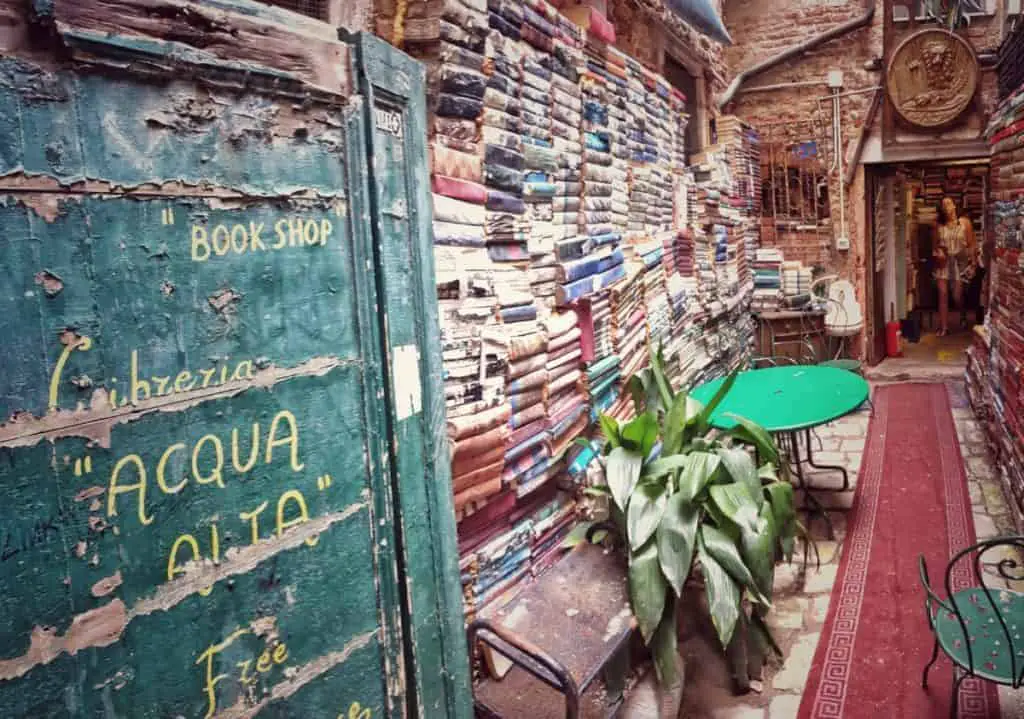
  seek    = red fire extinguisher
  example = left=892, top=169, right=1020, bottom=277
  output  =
left=886, top=302, right=903, bottom=358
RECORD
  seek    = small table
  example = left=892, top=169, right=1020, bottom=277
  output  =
left=690, top=366, right=870, bottom=538
left=754, top=309, right=827, bottom=362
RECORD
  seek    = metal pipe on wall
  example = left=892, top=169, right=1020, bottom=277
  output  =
left=738, top=79, right=826, bottom=94
left=834, top=87, right=847, bottom=247
left=817, top=86, right=882, bottom=101
left=716, top=0, right=875, bottom=110
left=845, top=88, right=882, bottom=186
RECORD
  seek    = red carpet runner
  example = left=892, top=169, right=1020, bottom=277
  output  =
left=798, top=383, right=1001, bottom=719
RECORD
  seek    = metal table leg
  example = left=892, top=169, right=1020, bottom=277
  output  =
left=802, top=428, right=850, bottom=491
left=781, top=431, right=835, bottom=541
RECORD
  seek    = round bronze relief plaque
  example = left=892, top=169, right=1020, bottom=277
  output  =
left=886, top=28, right=978, bottom=129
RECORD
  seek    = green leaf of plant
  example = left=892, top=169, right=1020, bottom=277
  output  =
left=561, top=521, right=595, bottom=549
left=651, top=600, right=681, bottom=687
left=627, top=373, right=649, bottom=417
left=764, top=481, right=796, bottom=539
left=650, top=347, right=675, bottom=412
left=573, top=437, right=594, bottom=451
left=657, top=493, right=699, bottom=596
left=628, top=482, right=668, bottom=551
left=663, top=392, right=698, bottom=455
left=765, top=481, right=797, bottom=562
left=599, top=413, right=621, bottom=449
left=697, top=534, right=741, bottom=649
left=740, top=502, right=778, bottom=601
left=642, top=454, right=691, bottom=481
left=717, top=447, right=764, bottom=509
left=725, top=413, right=779, bottom=465
left=683, top=394, right=704, bottom=423
left=622, top=412, right=659, bottom=457
left=680, top=395, right=706, bottom=446
left=606, top=447, right=643, bottom=512
left=704, top=496, right=740, bottom=539
left=709, top=483, right=760, bottom=534
left=757, top=462, right=779, bottom=483
left=698, top=370, right=738, bottom=433
left=677, top=451, right=722, bottom=503
left=751, top=610, right=783, bottom=658
left=689, top=436, right=717, bottom=452
left=628, top=539, right=667, bottom=643
left=700, top=524, right=768, bottom=606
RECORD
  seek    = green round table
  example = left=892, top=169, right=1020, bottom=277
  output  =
left=689, top=365, right=870, bottom=432
left=818, top=358, right=863, bottom=375
left=690, top=366, right=869, bottom=541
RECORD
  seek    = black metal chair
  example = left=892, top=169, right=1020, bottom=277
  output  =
left=748, top=355, right=798, bottom=369
left=920, top=536, right=1024, bottom=718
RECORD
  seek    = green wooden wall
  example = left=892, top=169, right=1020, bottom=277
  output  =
left=0, top=1, right=469, bottom=716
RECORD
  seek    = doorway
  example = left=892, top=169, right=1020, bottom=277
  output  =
left=867, top=160, right=989, bottom=367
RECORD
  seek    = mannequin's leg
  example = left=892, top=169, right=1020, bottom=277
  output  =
left=953, top=279, right=965, bottom=327
left=938, top=279, right=948, bottom=335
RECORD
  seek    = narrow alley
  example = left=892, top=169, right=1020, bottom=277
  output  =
left=0, top=0, right=1023, bottom=718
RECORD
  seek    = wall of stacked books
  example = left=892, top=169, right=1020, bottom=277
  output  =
left=973, top=38, right=1024, bottom=530
left=384, top=0, right=759, bottom=618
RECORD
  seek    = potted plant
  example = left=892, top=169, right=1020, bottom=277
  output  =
left=572, top=348, right=802, bottom=695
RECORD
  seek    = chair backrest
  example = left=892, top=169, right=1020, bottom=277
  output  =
left=750, top=356, right=798, bottom=369
left=826, top=280, right=863, bottom=329
left=920, top=536, right=1024, bottom=687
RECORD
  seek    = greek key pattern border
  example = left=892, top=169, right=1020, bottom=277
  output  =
left=809, top=386, right=995, bottom=718
left=809, top=392, right=889, bottom=718
left=938, top=385, right=992, bottom=719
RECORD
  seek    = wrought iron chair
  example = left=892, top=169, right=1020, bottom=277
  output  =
left=919, top=536, right=1024, bottom=718
left=748, top=355, right=797, bottom=369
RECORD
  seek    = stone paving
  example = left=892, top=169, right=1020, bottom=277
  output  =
left=622, top=379, right=1021, bottom=718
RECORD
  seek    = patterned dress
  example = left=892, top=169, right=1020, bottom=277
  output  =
left=935, top=220, right=975, bottom=283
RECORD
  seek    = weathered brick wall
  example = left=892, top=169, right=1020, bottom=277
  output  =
left=760, top=220, right=833, bottom=269
left=722, top=0, right=1006, bottom=359
left=722, top=0, right=880, bottom=293
left=615, top=0, right=729, bottom=83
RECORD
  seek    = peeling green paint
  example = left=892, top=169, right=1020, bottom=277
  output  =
left=0, top=8, right=469, bottom=717
left=353, top=33, right=472, bottom=719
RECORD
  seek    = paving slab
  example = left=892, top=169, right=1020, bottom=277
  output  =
left=770, top=633, right=820, bottom=692
left=768, top=694, right=802, bottom=719
left=802, top=564, right=839, bottom=595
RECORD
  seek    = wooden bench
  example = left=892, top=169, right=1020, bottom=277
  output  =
left=467, top=541, right=637, bottom=718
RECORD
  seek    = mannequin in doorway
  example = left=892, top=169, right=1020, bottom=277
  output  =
left=933, top=195, right=977, bottom=336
